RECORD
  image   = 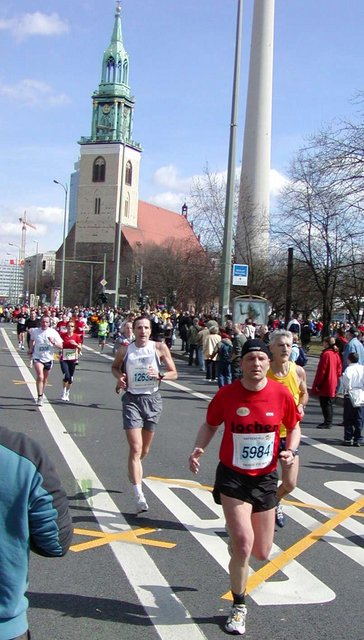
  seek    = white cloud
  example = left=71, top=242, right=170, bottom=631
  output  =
left=148, top=191, right=186, bottom=213
left=270, top=168, right=290, bottom=195
left=0, top=12, right=69, bottom=40
left=0, top=78, right=70, bottom=108
left=150, top=164, right=289, bottom=208
left=152, top=165, right=192, bottom=192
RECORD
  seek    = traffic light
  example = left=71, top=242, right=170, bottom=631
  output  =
left=42, top=260, right=46, bottom=270
left=138, top=293, right=148, bottom=309
left=99, top=292, right=108, bottom=304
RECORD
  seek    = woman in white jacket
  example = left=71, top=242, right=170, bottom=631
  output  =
left=203, top=325, right=221, bottom=382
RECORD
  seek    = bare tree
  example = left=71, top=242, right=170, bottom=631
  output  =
left=141, top=239, right=217, bottom=311
left=274, top=125, right=364, bottom=333
left=189, top=164, right=240, bottom=252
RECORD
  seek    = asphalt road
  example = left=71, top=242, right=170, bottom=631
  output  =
left=1, top=325, right=363, bottom=640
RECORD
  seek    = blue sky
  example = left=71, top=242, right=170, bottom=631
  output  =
left=1, top=0, right=364, bottom=260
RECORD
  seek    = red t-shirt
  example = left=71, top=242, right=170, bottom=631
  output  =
left=206, top=379, right=300, bottom=477
left=61, top=333, right=82, bottom=362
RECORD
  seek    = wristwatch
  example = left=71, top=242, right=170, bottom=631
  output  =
left=286, top=448, right=296, bottom=457
left=158, top=372, right=165, bottom=380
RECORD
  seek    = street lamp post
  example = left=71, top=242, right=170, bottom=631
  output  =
left=8, top=242, right=21, bottom=304
left=53, top=180, right=68, bottom=309
left=219, top=0, right=243, bottom=320
left=33, top=240, right=39, bottom=302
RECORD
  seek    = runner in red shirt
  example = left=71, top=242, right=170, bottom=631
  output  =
left=189, top=339, right=301, bottom=636
left=56, top=313, right=69, bottom=337
left=59, top=320, right=82, bottom=402
left=75, top=312, right=88, bottom=344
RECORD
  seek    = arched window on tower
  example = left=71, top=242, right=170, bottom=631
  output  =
left=93, top=157, right=106, bottom=182
left=94, top=197, right=101, bottom=215
left=125, top=161, right=132, bottom=186
left=124, top=193, right=130, bottom=219
left=116, top=60, right=122, bottom=83
left=123, top=60, right=128, bottom=84
left=106, top=56, right=115, bottom=82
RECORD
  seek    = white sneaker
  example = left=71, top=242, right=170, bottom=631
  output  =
left=225, top=604, right=247, bottom=635
left=18, top=342, right=21, bottom=348
left=61, top=390, right=67, bottom=401
left=36, top=396, right=44, bottom=407
left=136, top=496, right=149, bottom=514
left=65, top=390, right=70, bottom=402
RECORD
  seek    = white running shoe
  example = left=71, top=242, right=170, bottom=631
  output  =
left=36, top=396, right=44, bottom=407
left=136, top=496, right=149, bottom=514
left=65, top=390, right=70, bottom=402
left=225, top=604, right=247, bottom=635
left=61, top=390, right=67, bottom=401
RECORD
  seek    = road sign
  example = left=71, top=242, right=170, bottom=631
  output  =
left=232, top=263, right=248, bottom=286
left=100, top=278, right=107, bottom=287
left=104, top=289, right=115, bottom=294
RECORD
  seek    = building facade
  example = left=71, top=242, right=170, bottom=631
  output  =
left=0, top=259, right=24, bottom=304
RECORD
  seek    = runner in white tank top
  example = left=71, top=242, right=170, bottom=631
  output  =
left=112, top=316, right=177, bottom=513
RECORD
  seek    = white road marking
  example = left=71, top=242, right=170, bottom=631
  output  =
left=144, top=477, right=335, bottom=606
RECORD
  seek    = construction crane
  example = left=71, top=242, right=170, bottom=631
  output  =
left=19, top=211, right=36, bottom=262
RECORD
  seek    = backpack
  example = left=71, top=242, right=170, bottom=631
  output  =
left=296, top=347, right=308, bottom=367
left=219, top=341, right=233, bottom=363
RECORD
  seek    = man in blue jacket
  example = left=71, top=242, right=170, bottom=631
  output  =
left=0, top=426, right=73, bottom=640
left=343, top=327, right=364, bottom=370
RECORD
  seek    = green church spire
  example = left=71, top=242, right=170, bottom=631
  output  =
left=100, top=1, right=129, bottom=94
left=80, top=1, right=140, bottom=149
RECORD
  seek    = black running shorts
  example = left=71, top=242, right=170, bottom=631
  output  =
left=213, top=462, right=278, bottom=512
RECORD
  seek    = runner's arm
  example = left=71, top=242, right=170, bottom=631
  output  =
left=280, top=423, right=301, bottom=466
left=156, top=342, right=177, bottom=380
left=296, top=365, right=309, bottom=417
left=111, top=346, right=127, bottom=389
left=189, top=421, right=220, bottom=474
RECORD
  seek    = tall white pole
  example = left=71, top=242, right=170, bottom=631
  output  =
left=236, top=0, right=275, bottom=263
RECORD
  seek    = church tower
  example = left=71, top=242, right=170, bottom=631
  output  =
left=75, top=1, right=142, bottom=253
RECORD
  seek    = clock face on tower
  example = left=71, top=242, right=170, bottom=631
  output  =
left=102, top=103, right=111, bottom=114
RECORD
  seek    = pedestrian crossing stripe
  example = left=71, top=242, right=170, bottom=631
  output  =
left=219, top=491, right=364, bottom=599
left=144, top=477, right=364, bottom=606
left=70, top=527, right=176, bottom=552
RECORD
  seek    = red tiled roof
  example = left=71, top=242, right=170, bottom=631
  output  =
left=122, top=200, right=201, bottom=250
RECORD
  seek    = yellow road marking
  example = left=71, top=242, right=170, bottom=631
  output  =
left=147, top=475, right=214, bottom=491
left=70, top=526, right=176, bottom=553
left=13, top=380, right=53, bottom=387
left=221, top=493, right=364, bottom=599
